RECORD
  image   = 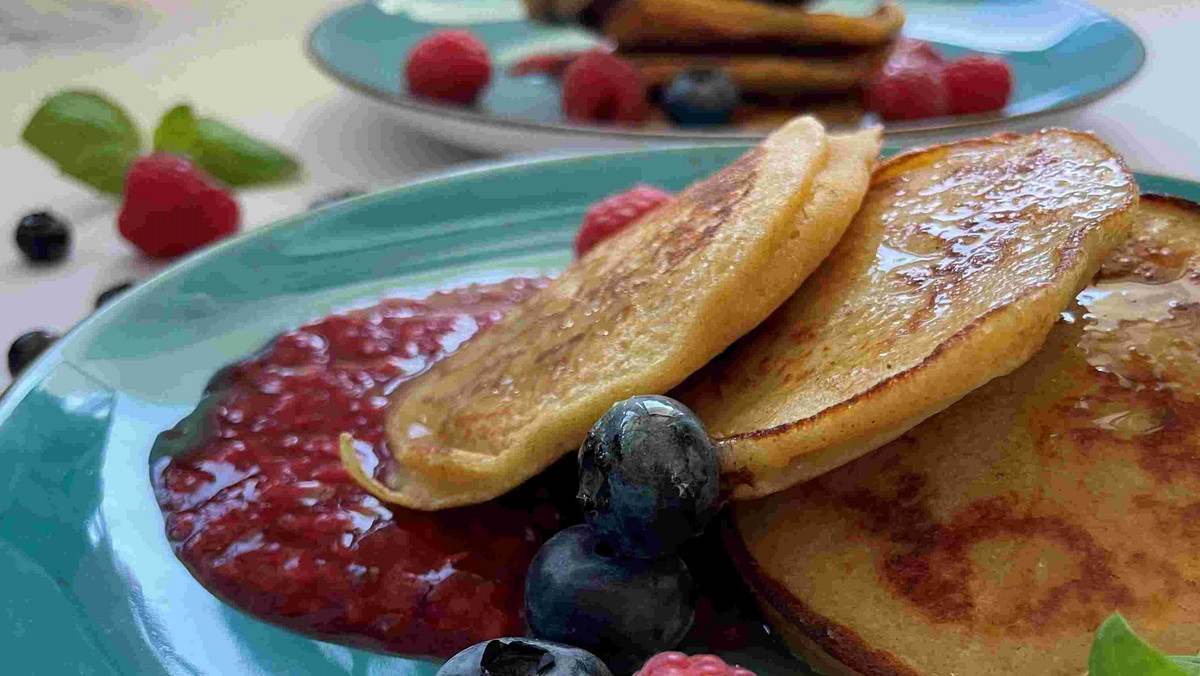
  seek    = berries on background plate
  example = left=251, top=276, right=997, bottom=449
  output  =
left=577, top=396, right=720, bottom=559
left=635, top=652, right=756, bottom=676
left=118, top=153, right=240, bottom=259
left=660, top=70, right=741, bottom=126
left=575, top=184, right=672, bottom=257
left=15, top=211, right=71, bottom=264
left=943, top=55, right=1013, bottom=115
left=405, top=30, right=492, bottom=105
left=525, top=524, right=694, bottom=674
left=562, top=51, right=649, bottom=126
left=95, top=281, right=135, bottom=309
left=8, top=330, right=59, bottom=378
left=865, top=64, right=949, bottom=121
left=436, top=637, right=613, bottom=676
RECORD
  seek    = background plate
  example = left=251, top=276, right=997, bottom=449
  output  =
left=1, top=145, right=1194, bottom=676
left=307, top=0, right=1145, bottom=153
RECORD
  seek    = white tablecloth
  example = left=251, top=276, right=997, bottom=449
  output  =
left=2, top=0, right=1196, bottom=387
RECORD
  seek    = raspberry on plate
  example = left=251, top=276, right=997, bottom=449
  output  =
left=865, top=63, right=949, bottom=121
left=943, top=55, right=1014, bottom=115
left=574, top=184, right=672, bottom=257
left=635, top=652, right=757, bottom=676
left=561, top=50, right=649, bottom=126
left=405, top=29, right=492, bottom=105
left=118, top=153, right=240, bottom=259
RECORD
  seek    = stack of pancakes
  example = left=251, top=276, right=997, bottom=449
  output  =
left=342, top=116, right=1200, bottom=674
left=523, top=0, right=905, bottom=116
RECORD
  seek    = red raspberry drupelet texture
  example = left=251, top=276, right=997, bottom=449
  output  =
left=574, top=184, right=673, bottom=257
left=405, top=29, right=492, bottom=104
left=562, top=50, right=649, bottom=126
left=943, top=55, right=1014, bottom=115
left=117, top=153, right=240, bottom=259
left=635, top=652, right=758, bottom=676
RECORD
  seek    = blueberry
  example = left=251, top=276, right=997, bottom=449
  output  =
left=525, top=524, right=694, bottom=674
left=660, top=70, right=740, bottom=126
left=15, top=211, right=71, bottom=264
left=577, top=395, right=720, bottom=559
left=95, top=281, right=135, bottom=309
left=308, top=187, right=367, bottom=210
left=437, top=637, right=613, bottom=676
left=8, top=330, right=59, bottom=378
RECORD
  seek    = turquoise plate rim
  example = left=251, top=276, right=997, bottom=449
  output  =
left=304, top=0, right=1146, bottom=141
left=2, top=144, right=1198, bottom=676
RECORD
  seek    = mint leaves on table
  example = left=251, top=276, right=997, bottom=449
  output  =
left=21, top=90, right=301, bottom=195
left=1090, top=613, right=1200, bottom=676
left=152, top=105, right=300, bottom=187
left=21, top=90, right=141, bottom=195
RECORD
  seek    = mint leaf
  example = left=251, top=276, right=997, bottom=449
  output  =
left=21, top=90, right=141, bottom=195
left=189, top=117, right=300, bottom=187
left=153, top=104, right=197, bottom=154
left=1170, top=656, right=1200, bottom=676
left=1090, top=613, right=1190, bottom=676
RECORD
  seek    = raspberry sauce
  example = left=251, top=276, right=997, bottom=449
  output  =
left=151, top=278, right=569, bottom=659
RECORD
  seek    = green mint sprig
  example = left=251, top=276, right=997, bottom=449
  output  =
left=21, top=90, right=301, bottom=195
left=1090, top=613, right=1200, bottom=676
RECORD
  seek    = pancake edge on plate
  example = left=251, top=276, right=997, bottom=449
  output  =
left=726, top=193, right=1200, bottom=676
left=344, top=118, right=881, bottom=510
left=677, top=129, right=1138, bottom=500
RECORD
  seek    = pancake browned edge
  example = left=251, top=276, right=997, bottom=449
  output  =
left=729, top=194, right=1200, bottom=676
left=677, top=130, right=1139, bottom=500
left=626, top=46, right=891, bottom=96
left=343, top=118, right=881, bottom=510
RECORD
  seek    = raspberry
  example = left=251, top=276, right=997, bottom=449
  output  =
left=562, top=50, right=649, bottom=125
left=117, top=153, right=240, bottom=259
left=510, top=50, right=585, bottom=77
left=943, top=55, right=1013, bottom=115
left=865, top=63, right=949, bottom=121
left=574, top=184, right=672, bottom=257
left=405, top=30, right=492, bottom=104
left=889, top=39, right=944, bottom=69
left=635, top=652, right=757, bottom=676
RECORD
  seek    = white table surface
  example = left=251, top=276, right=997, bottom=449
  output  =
left=2, top=0, right=1197, bottom=388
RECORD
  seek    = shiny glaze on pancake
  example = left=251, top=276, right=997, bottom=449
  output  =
left=349, top=119, right=881, bottom=510
left=678, top=130, right=1138, bottom=499
left=732, top=194, right=1200, bottom=676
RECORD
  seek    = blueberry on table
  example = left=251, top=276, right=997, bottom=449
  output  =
left=525, top=524, right=694, bottom=674
left=660, top=70, right=741, bottom=126
left=15, top=211, right=71, bottom=264
left=436, top=637, right=613, bottom=676
left=578, top=395, right=720, bottom=559
left=8, top=330, right=59, bottom=378
left=95, top=281, right=135, bottom=309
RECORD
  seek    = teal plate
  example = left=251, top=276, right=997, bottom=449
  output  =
left=1, top=145, right=1195, bottom=676
left=306, top=0, right=1145, bottom=152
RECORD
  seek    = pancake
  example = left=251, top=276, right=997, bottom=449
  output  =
left=730, top=194, right=1200, bottom=676
left=628, top=46, right=890, bottom=95
left=343, top=118, right=882, bottom=510
left=676, top=130, right=1138, bottom=499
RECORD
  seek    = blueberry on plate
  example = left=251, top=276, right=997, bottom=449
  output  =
left=15, top=211, right=71, bottom=264
left=525, top=524, right=694, bottom=674
left=578, top=395, right=720, bottom=559
left=95, top=281, right=135, bottom=309
left=436, top=637, right=613, bottom=676
left=8, top=330, right=59, bottom=378
left=660, top=70, right=741, bottom=126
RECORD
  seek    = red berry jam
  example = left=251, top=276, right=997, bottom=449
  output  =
left=151, top=278, right=563, bottom=659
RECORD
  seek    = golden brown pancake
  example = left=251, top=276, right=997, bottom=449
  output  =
left=676, top=130, right=1138, bottom=499
left=627, top=46, right=890, bottom=95
left=731, top=194, right=1200, bottom=676
left=343, top=118, right=881, bottom=510
left=600, top=0, right=905, bottom=51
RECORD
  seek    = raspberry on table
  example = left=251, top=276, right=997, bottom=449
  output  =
left=943, top=55, right=1014, bottom=115
left=574, top=184, right=672, bottom=257
left=405, top=29, right=492, bottom=105
left=117, top=153, right=240, bottom=259
left=561, top=50, right=649, bottom=125
left=635, top=651, right=757, bottom=676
